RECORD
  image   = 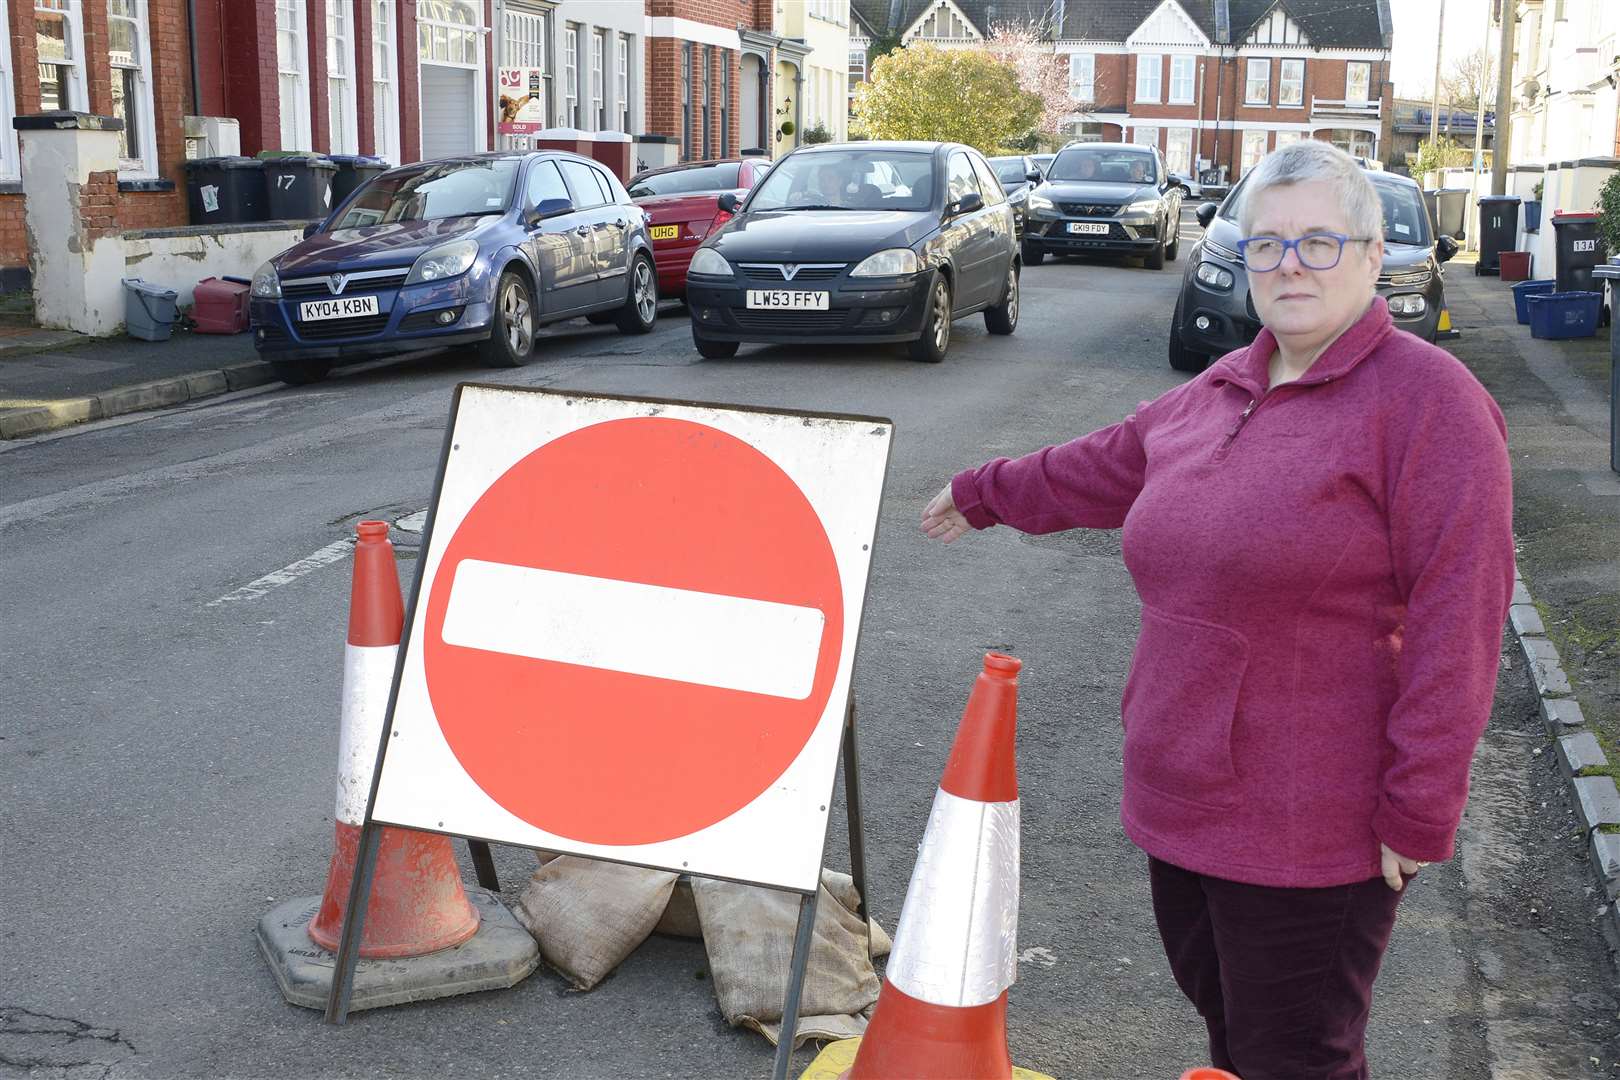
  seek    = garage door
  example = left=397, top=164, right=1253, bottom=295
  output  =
left=420, top=65, right=476, bottom=160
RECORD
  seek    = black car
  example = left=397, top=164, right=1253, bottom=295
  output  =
left=1168, top=168, right=1459, bottom=372
left=988, top=154, right=1043, bottom=239
left=1020, top=142, right=1183, bottom=269
left=684, top=141, right=1021, bottom=363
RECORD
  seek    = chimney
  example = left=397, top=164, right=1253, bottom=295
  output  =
left=1214, top=0, right=1230, bottom=44
left=888, top=0, right=904, bottom=33
left=1052, top=0, right=1065, bottom=38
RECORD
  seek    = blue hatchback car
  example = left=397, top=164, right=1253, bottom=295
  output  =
left=250, top=151, right=657, bottom=383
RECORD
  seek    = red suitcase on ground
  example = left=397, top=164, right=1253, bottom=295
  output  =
left=191, top=276, right=251, bottom=334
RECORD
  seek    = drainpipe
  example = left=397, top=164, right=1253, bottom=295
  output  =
left=1196, top=56, right=1206, bottom=174
left=187, top=0, right=203, bottom=114
left=1212, top=46, right=1224, bottom=181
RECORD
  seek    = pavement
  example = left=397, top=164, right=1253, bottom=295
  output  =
left=0, top=323, right=272, bottom=439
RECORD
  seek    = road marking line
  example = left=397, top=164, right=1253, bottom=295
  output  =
left=440, top=558, right=826, bottom=699
left=208, top=537, right=355, bottom=606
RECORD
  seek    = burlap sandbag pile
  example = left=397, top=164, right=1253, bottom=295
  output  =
left=513, top=856, right=890, bottom=1048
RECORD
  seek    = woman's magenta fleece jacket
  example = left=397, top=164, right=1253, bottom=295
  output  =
left=952, top=298, right=1515, bottom=887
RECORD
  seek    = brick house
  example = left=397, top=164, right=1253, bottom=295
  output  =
left=643, top=0, right=757, bottom=163
left=849, top=0, right=1394, bottom=183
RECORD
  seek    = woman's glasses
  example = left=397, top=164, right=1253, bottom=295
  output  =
left=1237, top=232, right=1373, bottom=272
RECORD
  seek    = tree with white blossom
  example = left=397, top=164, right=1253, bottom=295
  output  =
left=984, top=21, right=1074, bottom=141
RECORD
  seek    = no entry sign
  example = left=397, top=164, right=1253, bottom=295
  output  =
left=369, top=386, right=892, bottom=892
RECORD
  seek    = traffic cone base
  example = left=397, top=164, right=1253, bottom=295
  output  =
left=801, top=1032, right=1053, bottom=1080
left=257, top=887, right=540, bottom=1012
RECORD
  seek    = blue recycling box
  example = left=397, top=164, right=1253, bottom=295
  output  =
left=1525, top=290, right=1602, bottom=340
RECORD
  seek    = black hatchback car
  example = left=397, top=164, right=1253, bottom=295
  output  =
left=683, top=141, right=1020, bottom=363
left=1168, top=168, right=1458, bottom=371
left=1020, top=142, right=1183, bottom=269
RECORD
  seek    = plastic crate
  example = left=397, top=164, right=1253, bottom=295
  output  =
left=1499, top=251, right=1532, bottom=282
left=1512, top=279, right=1556, bottom=325
left=1525, top=290, right=1602, bottom=340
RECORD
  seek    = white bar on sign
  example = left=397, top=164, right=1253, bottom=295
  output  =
left=440, top=559, right=826, bottom=700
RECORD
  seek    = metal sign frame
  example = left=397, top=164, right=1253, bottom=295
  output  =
left=322, top=385, right=891, bottom=1080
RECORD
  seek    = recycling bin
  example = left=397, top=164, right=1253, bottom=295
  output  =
left=123, top=278, right=178, bottom=341
left=1523, top=199, right=1543, bottom=233
left=183, top=156, right=266, bottom=225
left=1525, top=290, right=1601, bottom=340
left=1552, top=211, right=1606, bottom=295
left=262, top=154, right=337, bottom=220
left=328, top=154, right=391, bottom=206
left=1511, top=279, right=1556, bottom=324
left=1475, top=196, right=1521, bottom=276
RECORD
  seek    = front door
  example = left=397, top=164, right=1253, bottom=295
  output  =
left=945, top=151, right=997, bottom=309
left=523, top=159, right=597, bottom=314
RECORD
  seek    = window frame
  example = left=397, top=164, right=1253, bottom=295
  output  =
left=106, top=0, right=160, bottom=177
left=1134, top=52, right=1162, bottom=104
left=1168, top=54, right=1195, bottom=105
left=1241, top=128, right=1269, bottom=173
left=1165, top=127, right=1193, bottom=175
left=1278, top=58, right=1304, bottom=108
left=946, top=150, right=981, bottom=204
left=701, top=46, right=712, bottom=159
left=719, top=51, right=730, bottom=156
left=558, top=157, right=606, bottom=208
left=414, top=0, right=488, bottom=154
left=616, top=34, right=630, bottom=133
left=1345, top=61, right=1371, bottom=104
left=36, top=0, right=89, bottom=113
left=591, top=28, right=606, bottom=131
left=0, top=0, right=17, bottom=182
left=523, top=157, right=569, bottom=208
left=564, top=23, right=579, bottom=127
left=1244, top=57, right=1270, bottom=106
left=681, top=42, right=692, bottom=161
left=326, top=0, right=360, bottom=155
left=372, top=0, right=401, bottom=164
left=275, top=0, right=312, bottom=150
left=1067, top=52, right=1093, bottom=102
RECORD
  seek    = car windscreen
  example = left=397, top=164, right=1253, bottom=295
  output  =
left=627, top=162, right=742, bottom=198
left=746, top=150, right=935, bottom=212
left=332, top=159, right=519, bottom=227
left=1219, top=177, right=1433, bottom=247
left=1377, top=183, right=1431, bottom=246
left=989, top=158, right=1028, bottom=184
left=1048, top=147, right=1157, bottom=185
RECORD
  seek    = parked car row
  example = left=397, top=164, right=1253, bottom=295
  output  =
left=249, top=136, right=1441, bottom=381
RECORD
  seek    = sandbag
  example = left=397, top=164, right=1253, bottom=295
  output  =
left=693, top=870, right=891, bottom=1049
left=513, top=855, right=678, bottom=990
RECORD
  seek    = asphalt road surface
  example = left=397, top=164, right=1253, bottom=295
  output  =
left=5, top=222, right=1617, bottom=1079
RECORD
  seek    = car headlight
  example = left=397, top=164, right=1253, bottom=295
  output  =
left=1027, top=192, right=1055, bottom=213
left=1195, top=262, right=1234, bottom=290
left=250, top=260, right=281, bottom=299
left=1124, top=199, right=1161, bottom=217
left=404, top=238, right=478, bottom=285
left=688, top=247, right=733, bottom=278
left=849, top=248, right=920, bottom=277
left=1388, top=294, right=1428, bottom=316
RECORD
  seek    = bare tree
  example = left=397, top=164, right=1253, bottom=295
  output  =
left=1439, top=47, right=1497, bottom=113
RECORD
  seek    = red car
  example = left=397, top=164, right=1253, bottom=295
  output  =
left=628, top=158, right=770, bottom=298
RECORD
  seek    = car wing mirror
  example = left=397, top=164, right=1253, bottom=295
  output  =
left=1436, top=235, right=1459, bottom=263
left=1026, top=169, right=1042, bottom=183
left=528, top=197, right=574, bottom=225
left=951, top=191, right=984, bottom=216
left=302, top=220, right=323, bottom=240
left=1196, top=202, right=1219, bottom=229
left=717, top=192, right=741, bottom=214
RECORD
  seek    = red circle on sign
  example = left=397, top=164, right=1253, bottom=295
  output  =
left=423, top=416, right=844, bottom=845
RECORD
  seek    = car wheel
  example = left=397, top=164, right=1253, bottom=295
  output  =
left=271, top=358, right=332, bottom=385
left=984, top=265, right=1019, bottom=335
left=1168, top=295, right=1207, bottom=373
left=479, top=269, right=535, bottom=368
left=1166, top=222, right=1181, bottom=262
left=1145, top=236, right=1167, bottom=271
left=615, top=255, right=658, bottom=334
left=1021, top=240, right=1045, bottom=266
left=909, top=274, right=952, bottom=363
left=692, top=326, right=739, bottom=359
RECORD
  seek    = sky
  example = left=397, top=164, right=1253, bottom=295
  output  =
left=1388, top=0, right=1494, bottom=99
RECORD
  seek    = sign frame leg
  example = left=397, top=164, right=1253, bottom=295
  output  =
left=771, top=889, right=821, bottom=1080
left=841, top=700, right=868, bottom=920
left=323, top=820, right=384, bottom=1024
left=467, top=839, right=500, bottom=891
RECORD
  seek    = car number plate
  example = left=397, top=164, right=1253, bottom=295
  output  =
left=1067, top=222, right=1111, bottom=235
left=649, top=225, right=680, bottom=240
left=745, top=290, right=829, bottom=310
left=299, top=295, right=380, bottom=321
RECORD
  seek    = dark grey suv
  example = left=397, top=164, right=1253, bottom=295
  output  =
left=1167, top=168, right=1459, bottom=372
left=1020, top=142, right=1183, bottom=269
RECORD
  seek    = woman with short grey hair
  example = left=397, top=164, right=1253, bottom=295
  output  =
left=921, top=139, right=1514, bottom=1078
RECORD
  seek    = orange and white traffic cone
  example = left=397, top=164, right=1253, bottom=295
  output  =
left=306, top=520, right=480, bottom=956
left=802, top=653, right=1050, bottom=1080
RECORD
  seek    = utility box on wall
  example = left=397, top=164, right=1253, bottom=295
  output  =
left=183, top=116, right=241, bottom=160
